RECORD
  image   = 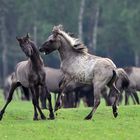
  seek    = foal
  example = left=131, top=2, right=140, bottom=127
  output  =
left=0, top=34, right=54, bottom=120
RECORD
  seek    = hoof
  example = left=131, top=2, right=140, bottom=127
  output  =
left=41, top=107, right=48, bottom=110
left=33, top=117, right=39, bottom=121
left=0, top=115, right=3, bottom=121
left=48, top=113, right=55, bottom=120
left=54, top=105, right=61, bottom=112
left=54, top=101, right=62, bottom=112
left=84, top=114, right=92, bottom=120
left=41, top=115, right=46, bottom=120
left=113, top=112, right=118, bottom=118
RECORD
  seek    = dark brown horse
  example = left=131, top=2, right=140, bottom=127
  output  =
left=0, top=34, right=54, bottom=120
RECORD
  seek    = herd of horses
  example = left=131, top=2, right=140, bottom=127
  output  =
left=0, top=25, right=140, bottom=121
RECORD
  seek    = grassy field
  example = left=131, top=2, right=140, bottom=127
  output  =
left=0, top=92, right=140, bottom=140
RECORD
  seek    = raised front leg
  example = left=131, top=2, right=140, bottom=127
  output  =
left=0, top=82, right=20, bottom=121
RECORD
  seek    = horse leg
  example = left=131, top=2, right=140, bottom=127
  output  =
left=21, top=86, right=30, bottom=101
left=124, top=90, right=129, bottom=105
left=34, top=86, right=46, bottom=120
left=130, top=93, right=136, bottom=104
left=54, top=92, right=63, bottom=112
left=30, top=87, right=39, bottom=120
left=110, top=84, right=120, bottom=118
left=40, top=87, right=47, bottom=109
left=132, top=91, right=140, bottom=104
left=0, top=82, right=20, bottom=120
left=84, top=83, right=101, bottom=120
left=45, top=87, right=54, bottom=119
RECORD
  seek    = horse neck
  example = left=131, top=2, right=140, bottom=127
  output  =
left=30, top=45, right=44, bottom=70
left=58, top=37, right=78, bottom=61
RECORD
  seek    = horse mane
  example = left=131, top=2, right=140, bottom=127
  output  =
left=53, top=25, right=88, bottom=53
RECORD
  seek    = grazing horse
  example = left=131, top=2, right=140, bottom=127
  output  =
left=0, top=34, right=54, bottom=120
left=124, top=67, right=140, bottom=105
left=39, top=25, right=120, bottom=120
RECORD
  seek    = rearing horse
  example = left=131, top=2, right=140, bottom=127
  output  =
left=0, top=34, right=54, bottom=120
left=39, top=25, right=120, bottom=120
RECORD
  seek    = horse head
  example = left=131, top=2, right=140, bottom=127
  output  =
left=16, top=33, right=34, bottom=57
left=39, top=25, right=63, bottom=54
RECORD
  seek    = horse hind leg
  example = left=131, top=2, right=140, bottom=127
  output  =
left=0, top=82, right=20, bottom=120
left=84, top=83, right=101, bottom=120
left=110, top=84, right=120, bottom=118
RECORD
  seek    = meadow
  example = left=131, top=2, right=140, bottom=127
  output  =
left=0, top=92, right=140, bottom=140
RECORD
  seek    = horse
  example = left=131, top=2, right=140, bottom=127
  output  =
left=107, top=68, right=130, bottom=105
left=3, top=72, right=30, bottom=101
left=0, top=34, right=54, bottom=120
left=39, top=25, right=120, bottom=120
left=123, top=67, right=140, bottom=105
left=40, top=67, right=63, bottom=109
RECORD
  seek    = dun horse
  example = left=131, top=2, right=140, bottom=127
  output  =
left=39, top=25, right=120, bottom=120
left=0, top=34, right=54, bottom=120
left=124, top=67, right=140, bottom=105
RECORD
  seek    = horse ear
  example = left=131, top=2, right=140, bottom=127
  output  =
left=52, top=25, right=63, bottom=38
left=26, top=33, right=30, bottom=39
left=16, top=37, right=22, bottom=42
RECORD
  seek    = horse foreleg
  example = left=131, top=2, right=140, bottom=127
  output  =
left=0, top=82, right=20, bottom=120
left=45, top=87, right=54, bottom=120
left=34, top=87, right=46, bottom=120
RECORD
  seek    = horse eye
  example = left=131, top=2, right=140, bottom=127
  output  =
left=50, top=39, right=55, bottom=43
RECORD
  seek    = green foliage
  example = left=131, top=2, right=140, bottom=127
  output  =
left=1, top=0, right=140, bottom=84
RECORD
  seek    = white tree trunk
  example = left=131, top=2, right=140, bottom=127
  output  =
left=134, top=51, right=139, bottom=66
left=92, top=4, right=100, bottom=53
left=33, top=25, right=37, bottom=45
left=78, top=0, right=85, bottom=41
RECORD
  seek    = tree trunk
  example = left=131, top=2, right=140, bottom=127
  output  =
left=33, top=25, right=37, bottom=45
left=92, top=4, right=100, bottom=53
left=78, top=0, right=85, bottom=41
left=0, top=16, right=8, bottom=86
left=134, top=50, right=139, bottom=66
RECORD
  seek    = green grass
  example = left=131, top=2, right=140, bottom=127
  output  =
left=0, top=94, right=140, bottom=140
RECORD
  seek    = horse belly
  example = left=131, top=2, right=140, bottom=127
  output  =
left=16, top=63, right=30, bottom=87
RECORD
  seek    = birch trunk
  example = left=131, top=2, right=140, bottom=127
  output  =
left=134, top=50, right=139, bottom=66
left=78, top=0, right=85, bottom=41
left=92, top=4, right=99, bottom=53
left=0, top=16, right=8, bottom=85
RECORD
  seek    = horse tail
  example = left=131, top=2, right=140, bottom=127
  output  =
left=107, top=70, right=117, bottom=87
